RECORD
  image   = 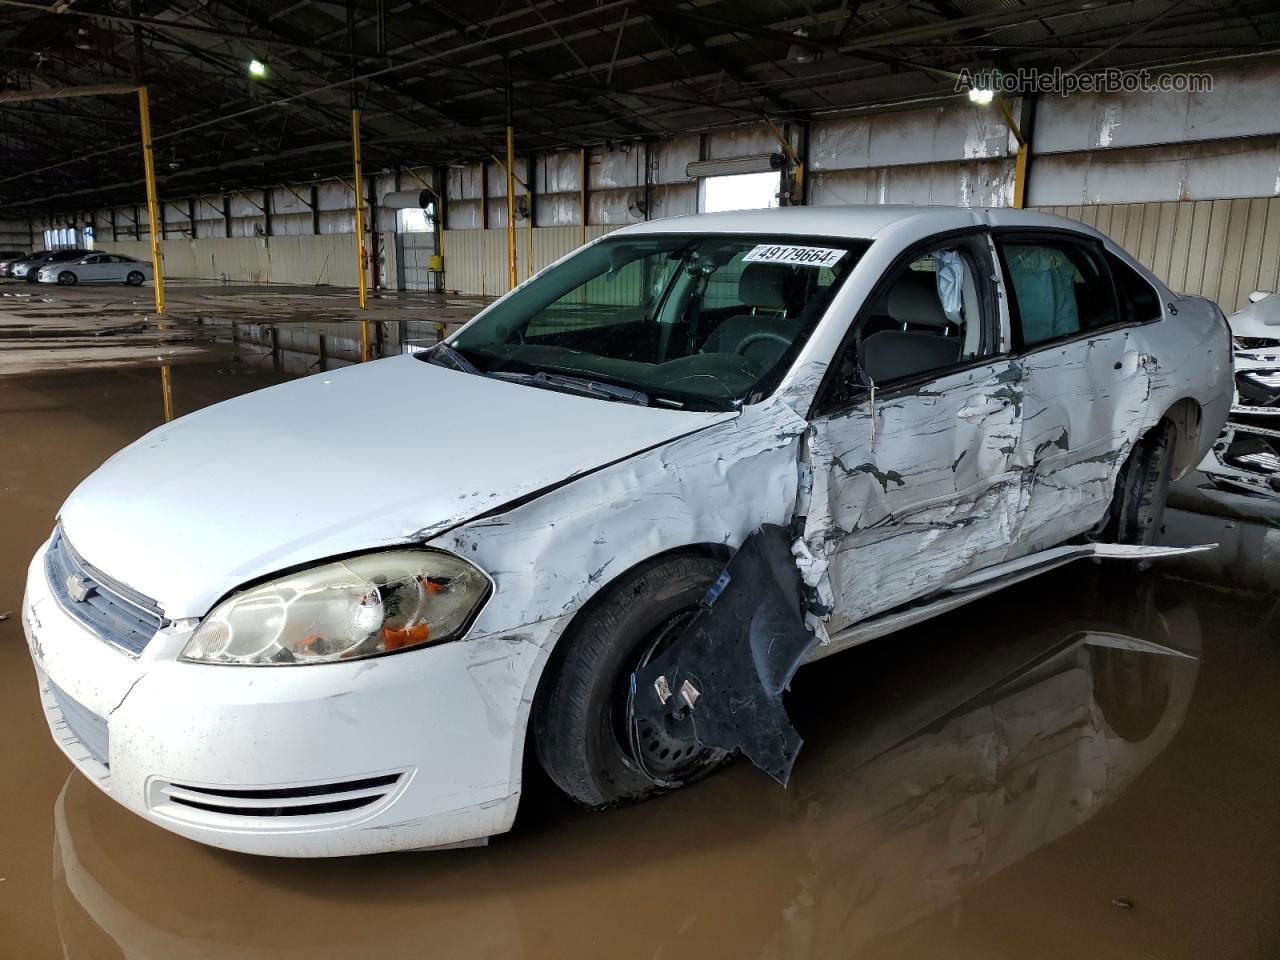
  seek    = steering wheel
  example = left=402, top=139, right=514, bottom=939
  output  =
left=734, top=329, right=794, bottom=358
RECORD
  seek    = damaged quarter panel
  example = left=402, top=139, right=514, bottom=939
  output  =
left=984, top=215, right=1231, bottom=556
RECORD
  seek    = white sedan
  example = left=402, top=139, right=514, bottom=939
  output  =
left=37, top=252, right=151, bottom=286
left=22, top=206, right=1231, bottom=857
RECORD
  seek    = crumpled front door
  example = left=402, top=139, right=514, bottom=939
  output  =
left=797, top=357, right=1027, bottom=636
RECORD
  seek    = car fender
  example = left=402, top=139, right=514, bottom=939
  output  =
left=435, top=397, right=807, bottom=641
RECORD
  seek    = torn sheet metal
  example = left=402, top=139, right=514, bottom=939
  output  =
left=797, top=358, right=1026, bottom=633
left=945, top=541, right=1218, bottom=590
left=442, top=399, right=808, bottom=639
left=633, top=525, right=820, bottom=786
left=1199, top=293, right=1280, bottom=498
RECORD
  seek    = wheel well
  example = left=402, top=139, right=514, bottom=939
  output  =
left=524, top=542, right=732, bottom=754
left=1158, top=398, right=1204, bottom=480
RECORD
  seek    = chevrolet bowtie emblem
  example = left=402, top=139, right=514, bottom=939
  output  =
left=64, top=574, right=90, bottom=603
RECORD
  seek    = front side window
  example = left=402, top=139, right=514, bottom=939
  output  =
left=999, top=237, right=1119, bottom=348
left=444, top=233, right=868, bottom=408
left=820, top=235, right=996, bottom=406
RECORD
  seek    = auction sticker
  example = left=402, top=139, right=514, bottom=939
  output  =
left=742, top=244, right=847, bottom=268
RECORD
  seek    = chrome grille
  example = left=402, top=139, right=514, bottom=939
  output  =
left=44, top=526, right=164, bottom=656
left=47, top=680, right=110, bottom=768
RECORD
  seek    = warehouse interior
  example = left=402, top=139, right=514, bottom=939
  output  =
left=3, top=2, right=1280, bottom=957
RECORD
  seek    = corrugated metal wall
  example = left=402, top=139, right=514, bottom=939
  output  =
left=1038, top=198, right=1280, bottom=313
left=26, top=61, right=1280, bottom=303
left=96, top=234, right=363, bottom=287
left=441, top=225, right=618, bottom=296
left=0, top=219, right=29, bottom=248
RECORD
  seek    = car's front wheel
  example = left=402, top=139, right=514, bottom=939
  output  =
left=1096, top=418, right=1176, bottom=545
left=126, top=271, right=145, bottom=286
left=57, top=271, right=77, bottom=286
left=533, top=554, right=729, bottom=807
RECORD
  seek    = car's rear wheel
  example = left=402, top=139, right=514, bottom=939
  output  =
left=1095, top=418, right=1176, bottom=546
left=533, top=555, right=729, bottom=807
left=57, top=271, right=77, bottom=286
left=126, top=271, right=145, bottom=286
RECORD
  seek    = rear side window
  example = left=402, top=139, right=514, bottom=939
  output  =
left=1107, top=252, right=1162, bottom=323
left=999, top=238, right=1118, bottom=348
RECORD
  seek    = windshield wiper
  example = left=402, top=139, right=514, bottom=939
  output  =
left=425, top=341, right=483, bottom=376
left=489, top=370, right=650, bottom=406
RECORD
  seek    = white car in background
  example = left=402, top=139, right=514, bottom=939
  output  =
left=22, top=206, right=1231, bottom=857
left=37, top=252, right=151, bottom=286
left=1198, top=290, right=1280, bottom=495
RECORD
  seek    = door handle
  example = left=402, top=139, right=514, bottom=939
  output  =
left=957, top=395, right=1012, bottom=421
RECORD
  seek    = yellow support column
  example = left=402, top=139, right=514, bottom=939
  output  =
left=159, top=363, right=174, bottom=422
left=996, top=97, right=1030, bottom=210
left=351, top=109, right=370, bottom=361
left=1012, top=143, right=1029, bottom=210
left=137, top=86, right=166, bottom=315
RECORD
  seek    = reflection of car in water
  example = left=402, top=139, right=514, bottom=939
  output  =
left=52, top=573, right=1199, bottom=959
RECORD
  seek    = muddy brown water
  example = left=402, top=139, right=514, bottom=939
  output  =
left=2, top=363, right=1278, bottom=959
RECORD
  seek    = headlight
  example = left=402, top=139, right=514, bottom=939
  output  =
left=181, top=550, right=490, bottom=665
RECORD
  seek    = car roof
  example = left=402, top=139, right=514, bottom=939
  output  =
left=609, top=204, right=1101, bottom=242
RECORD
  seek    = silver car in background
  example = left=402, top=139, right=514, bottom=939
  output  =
left=11, top=249, right=88, bottom=282
left=36, top=252, right=152, bottom=286
left=0, top=249, right=29, bottom=277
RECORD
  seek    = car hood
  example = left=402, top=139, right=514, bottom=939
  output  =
left=1228, top=294, right=1280, bottom=340
left=59, top=354, right=733, bottom=618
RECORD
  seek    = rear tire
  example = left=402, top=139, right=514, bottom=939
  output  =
left=1097, top=419, right=1176, bottom=546
left=126, top=271, right=144, bottom=286
left=533, top=555, right=728, bottom=807
left=57, top=271, right=76, bottom=286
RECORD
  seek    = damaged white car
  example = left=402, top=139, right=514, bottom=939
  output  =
left=1198, top=290, right=1280, bottom=496
left=23, top=206, right=1231, bottom=857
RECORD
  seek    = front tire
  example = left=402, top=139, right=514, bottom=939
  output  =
left=126, top=271, right=144, bottom=286
left=533, top=555, right=728, bottom=807
left=57, top=271, right=77, bottom=286
left=1098, top=419, right=1176, bottom=545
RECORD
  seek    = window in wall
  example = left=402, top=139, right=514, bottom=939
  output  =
left=700, top=171, right=780, bottom=213
left=396, top=203, right=435, bottom=233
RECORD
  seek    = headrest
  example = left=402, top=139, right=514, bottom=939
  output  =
left=886, top=269, right=949, bottom=328
left=738, top=263, right=800, bottom=312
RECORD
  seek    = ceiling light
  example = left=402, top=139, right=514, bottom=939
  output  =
left=248, top=59, right=268, bottom=79
left=968, top=87, right=994, bottom=105
left=786, top=28, right=815, bottom=65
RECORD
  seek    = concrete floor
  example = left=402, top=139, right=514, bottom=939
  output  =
left=1, top=295, right=1278, bottom=958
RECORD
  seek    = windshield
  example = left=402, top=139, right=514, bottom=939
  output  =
left=441, top=233, right=868, bottom=408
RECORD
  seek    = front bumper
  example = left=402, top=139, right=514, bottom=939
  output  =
left=23, top=540, right=564, bottom=856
